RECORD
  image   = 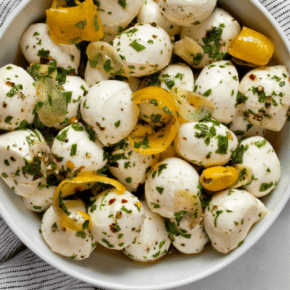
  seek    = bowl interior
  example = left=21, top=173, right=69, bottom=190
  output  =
left=0, top=1, right=289, bottom=289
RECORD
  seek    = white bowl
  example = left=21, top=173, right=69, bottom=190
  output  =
left=0, top=1, right=289, bottom=289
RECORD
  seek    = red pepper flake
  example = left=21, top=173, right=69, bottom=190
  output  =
left=74, top=187, right=81, bottom=192
left=212, top=205, right=218, bottom=211
left=249, top=74, right=256, bottom=81
left=109, top=198, right=116, bottom=205
left=121, top=199, right=128, bottom=203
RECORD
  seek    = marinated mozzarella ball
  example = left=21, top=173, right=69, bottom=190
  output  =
left=181, top=8, right=241, bottom=68
left=167, top=215, right=209, bottom=254
left=23, top=178, right=56, bottom=213
left=228, top=111, right=265, bottom=140
left=51, top=124, right=106, bottom=175
left=0, top=64, right=36, bottom=130
left=20, top=23, right=80, bottom=72
left=98, top=0, right=143, bottom=34
left=159, top=0, right=217, bottom=27
left=204, top=189, right=268, bottom=254
left=145, top=157, right=200, bottom=218
left=174, top=120, right=238, bottom=167
left=80, top=81, right=139, bottom=145
left=108, top=140, right=158, bottom=192
left=160, top=64, right=194, bottom=92
left=238, top=136, right=281, bottom=198
left=0, top=129, right=48, bottom=198
left=84, top=61, right=110, bottom=87
left=41, top=200, right=96, bottom=260
left=123, top=200, right=171, bottom=262
left=195, top=60, right=239, bottom=123
left=54, top=76, right=89, bottom=129
left=239, top=65, right=290, bottom=131
left=88, top=190, right=145, bottom=250
left=113, top=24, right=172, bottom=77
left=137, top=0, right=180, bottom=36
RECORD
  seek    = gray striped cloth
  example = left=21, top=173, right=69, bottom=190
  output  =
left=0, top=0, right=289, bottom=289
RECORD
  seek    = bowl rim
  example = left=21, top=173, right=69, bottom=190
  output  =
left=0, top=0, right=290, bottom=289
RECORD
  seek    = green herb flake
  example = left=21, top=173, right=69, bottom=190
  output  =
left=37, top=48, right=49, bottom=58
left=260, top=182, right=273, bottom=192
left=130, top=40, right=146, bottom=52
left=114, top=120, right=121, bottom=128
left=202, top=89, right=212, bottom=97
left=70, top=144, right=77, bottom=156
left=75, top=19, right=86, bottom=29
left=156, top=186, right=164, bottom=194
left=121, top=206, right=132, bottom=214
left=5, top=116, right=13, bottom=124
left=76, top=231, right=86, bottom=239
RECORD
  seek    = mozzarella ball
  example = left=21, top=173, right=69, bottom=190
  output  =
left=88, top=190, right=145, bottom=250
left=0, top=129, right=48, bottom=198
left=159, top=0, right=217, bottom=27
left=160, top=64, right=194, bottom=91
left=138, top=0, right=180, bottom=36
left=239, top=65, right=290, bottom=131
left=98, top=0, right=143, bottom=34
left=123, top=200, right=170, bottom=262
left=23, top=179, right=56, bottom=213
left=228, top=111, right=265, bottom=140
left=80, top=81, right=139, bottom=145
left=51, top=124, right=106, bottom=175
left=238, top=136, right=281, bottom=197
left=204, top=189, right=268, bottom=254
left=20, top=23, right=80, bottom=72
left=145, top=157, right=200, bottom=218
left=84, top=61, right=110, bottom=87
left=0, top=64, right=36, bottom=130
left=181, top=8, right=241, bottom=68
left=195, top=60, right=238, bottom=123
left=174, top=120, right=238, bottom=167
left=167, top=215, right=209, bottom=254
left=41, top=200, right=96, bottom=260
left=53, top=76, right=89, bottom=129
left=108, top=140, right=158, bottom=192
left=113, top=24, right=172, bottom=77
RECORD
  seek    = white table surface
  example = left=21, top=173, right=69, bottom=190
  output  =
left=172, top=199, right=290, bottom=290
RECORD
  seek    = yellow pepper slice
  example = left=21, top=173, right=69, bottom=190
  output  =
left=228, top=27, right=274, bottom=66
left=53, top=172, right=126, bottom=231
left=46, top=0, right=104, bottom=45
left=200, top=166, right=239, bottom=192
left=128, top=87, right=180, bottom=154
left=170, top=87, right=214, bottom=123
left=130, top=123, right=155, bottom=138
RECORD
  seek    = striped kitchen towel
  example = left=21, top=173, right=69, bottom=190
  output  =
left=0, top=0, right=289, bottom=289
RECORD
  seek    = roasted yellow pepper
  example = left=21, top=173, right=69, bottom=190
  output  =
left=200, top=166, right=239, bottom=192
left=46, top=0, right=104, bottom=45
left=53, top=172, right=126, bottom=231
left=228, top=27, right=274, bottom=66
left=128, top=87, right=180, bottom=154
left=130, top=123, right=155, bottom=138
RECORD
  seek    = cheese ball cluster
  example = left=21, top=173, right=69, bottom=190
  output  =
left=0, top=0, right=287, bottom=264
